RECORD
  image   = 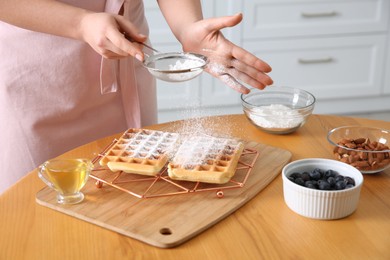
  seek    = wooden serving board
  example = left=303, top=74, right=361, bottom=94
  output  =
left=36, top=141, right=291, bottom=248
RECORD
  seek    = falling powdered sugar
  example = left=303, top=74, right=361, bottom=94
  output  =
left=169, top=99, right=240, bottom=140
left=248, top=104, right=304, bottom=129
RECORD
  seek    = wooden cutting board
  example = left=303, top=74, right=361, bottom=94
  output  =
left=36, top=141, right=291, bottom=248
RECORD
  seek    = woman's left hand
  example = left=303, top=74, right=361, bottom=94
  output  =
left=180, top=13, right=273, bottom=94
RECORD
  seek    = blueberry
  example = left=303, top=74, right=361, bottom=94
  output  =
left=324, top=169, right=337, bottom=178
left=301, top=172, right=311, bottom=181
left=318, top=180, right=331, bottom=190
left=346, top=184, right=355, bottom=189
left=335, top=181, right=347, bottom=190
left=290, top=172, right=301, bottom=179
left=288, top=176, right=295, bottom=182
left=314, top=168, right=324, bottom=174
left=327, top=177, right=336, bottom=187
left=335, top=175, right=344, bottom=182
left=294, top=177, right=305, bottom=186
left=344, top=177, right=355, bottom=186
left=309, top=169, right=322, bottom=181
left=305, top=180, right=317, bottom=189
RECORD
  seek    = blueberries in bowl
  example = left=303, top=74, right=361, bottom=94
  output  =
left=282, top=158, right=363, bottom=219
left=288, top=168, right=355, bottom=191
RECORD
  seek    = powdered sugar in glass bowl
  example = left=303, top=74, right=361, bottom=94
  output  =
left=241, top=86, right=316, bottom=134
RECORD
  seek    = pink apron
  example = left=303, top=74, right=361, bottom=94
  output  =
left=0, top=0, right=157, bottom=193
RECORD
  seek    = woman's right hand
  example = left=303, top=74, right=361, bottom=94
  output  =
left=0, top=1, right=146, bottom=60
left=79, top=12, right=146, bottom=60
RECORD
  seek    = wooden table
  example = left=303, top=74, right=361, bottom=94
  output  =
left=0, top=114, right=389, bottom=259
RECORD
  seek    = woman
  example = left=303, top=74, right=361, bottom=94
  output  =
left=0, top=0, right=272, bottom=193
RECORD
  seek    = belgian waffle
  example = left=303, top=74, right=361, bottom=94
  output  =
left=99, top=128, right=179, bottom=176
left=167, top=136, right=244, bottom=184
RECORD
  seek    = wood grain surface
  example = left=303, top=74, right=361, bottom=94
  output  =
left=1, top=114, right=389, bottom=260
left=36, top=141, right=291, bottom=248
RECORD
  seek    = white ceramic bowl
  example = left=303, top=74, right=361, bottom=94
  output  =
left=282, top=158, right=363, bottom=220
left=241, top=86, right=316, bottom=134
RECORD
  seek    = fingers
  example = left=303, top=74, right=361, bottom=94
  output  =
left=102, top=16, right=147, bottom=60
left=216, top=44, right=273, bottom=90
left=205, top=62, right=250, bottom=94
left=230, top=58, right=273, bottom=86
left=97, top=29, right=128, bottom=57
left=81, top=13, right=147, bottom=60
left=227, top=68, right=267, bottom=90
left=205, top=52, right=272, bottom=92
left=219, top=74, right=250, bottom=94
left=97, top=36, right=145, bottom=60
left=204, top=13, right=243, bottom=32
left=231, top=44, right=272, bottom=73
left=115, top=16, right=147, bottom=60
left=117, top=16, right=147, bottom=43
left=104, top=28, right=144, bottom=60
left=207, top=63, right=269, bottom=92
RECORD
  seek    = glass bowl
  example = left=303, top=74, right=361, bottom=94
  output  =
left=327, top=126, right=390, bottom=174
left=241, top=86, right=316, bottom=134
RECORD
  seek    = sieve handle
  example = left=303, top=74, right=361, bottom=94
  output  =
left=139, top=42, right=160, bottom=54
left=123, top=33, right=160, bottom=53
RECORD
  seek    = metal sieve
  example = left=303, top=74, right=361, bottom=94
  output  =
left=124, top=34, right=208, bottom=82
left=142, top=51, right=208, bottom=82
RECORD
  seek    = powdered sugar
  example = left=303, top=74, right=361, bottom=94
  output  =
left=145, top=53, right=206, bottom=82
left=171, top=135, right=241, bottom=169
left=168, top=59, right=203, bottom=71
left=247, top=104, right=304, bottom=129
left=122, top=130, right=179, bottom=160
left=159, top=59, right=204, bottom=81
left=207, top=62, right=225, bottom=75
left=169, top=101, right=238, bottom=140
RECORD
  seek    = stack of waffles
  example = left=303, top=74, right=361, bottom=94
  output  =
left=99, top=128, right=244, bottom=184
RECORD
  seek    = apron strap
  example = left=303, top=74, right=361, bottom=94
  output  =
left=100, top=0, right=142, bottom=127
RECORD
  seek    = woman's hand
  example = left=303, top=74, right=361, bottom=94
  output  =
left=0, top=0, right=147, bottom=60
left=180, top=13, right=273, bottom=94
left=79, top=12, right=146, bottom=60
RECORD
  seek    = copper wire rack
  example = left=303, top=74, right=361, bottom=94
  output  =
left=90, top=139, right=259, bottom=199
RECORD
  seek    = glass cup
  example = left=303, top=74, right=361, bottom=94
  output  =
left=38, top=158, right=93, bottom=204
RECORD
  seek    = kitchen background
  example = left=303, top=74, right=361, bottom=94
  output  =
left=144, top=0, right=390, bottom=123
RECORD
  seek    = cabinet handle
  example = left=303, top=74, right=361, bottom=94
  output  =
left=298, top=57, right=334, bottom=64
left=301, top=11, right=338, bottom=18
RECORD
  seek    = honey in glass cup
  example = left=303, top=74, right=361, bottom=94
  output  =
left=38, top=158, right=93, bottom=204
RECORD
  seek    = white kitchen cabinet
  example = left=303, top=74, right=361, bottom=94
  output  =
left=145, top=0, right=390, bottom=123
left=243, top=0, right=389, bottom=39
left=243, top=35, right=387, bottom=99
left=385, top=35, right=390, bottom=95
